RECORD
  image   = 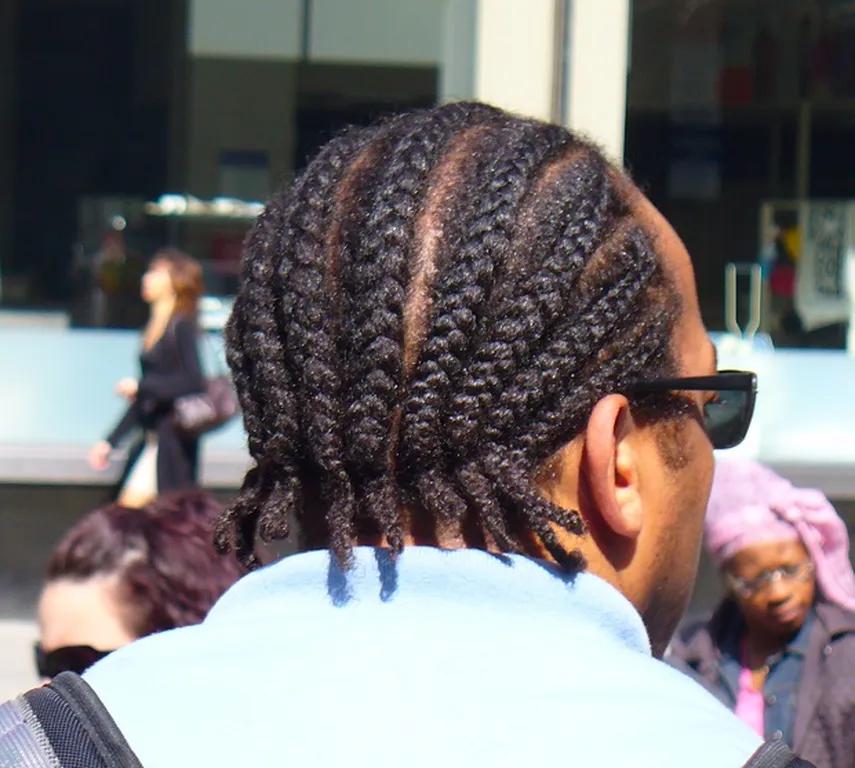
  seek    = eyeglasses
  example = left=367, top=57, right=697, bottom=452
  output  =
left=628, top=370, right=757, bottom=450
left=34, top=642, right=115, bottom=678
left=726, top=561, right=814, bottom=598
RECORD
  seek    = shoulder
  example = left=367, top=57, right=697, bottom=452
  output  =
left=171, top=314, right=198, bottom=336
left=80, top=616, right=762, bottom=768
left=0, top=674, right=143, bottom=768
left=674, top=611, right=715, bottom=642
left=814, top=605, right=855, bottom=678
left=85, top=624, right=204, bottom=693
left=584, top=650, right=761, bottom=764
left=83, top=625, right=209, bottom=762
left=668, top=611, right=717, bottom=664
left=814, top=601, right=855, bottom=638
left=625, top=648, right=721, bottom=707
left=168, top=315, right=200, bottom=350
left=573, top=627, right=735, bottom=723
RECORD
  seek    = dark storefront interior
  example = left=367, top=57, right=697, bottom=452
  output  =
left=1, top=0, right=436, bottom=323
left=626, top=0, right=855, bottom=348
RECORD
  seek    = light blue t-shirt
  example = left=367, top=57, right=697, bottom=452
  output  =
left=86, top=547, right=761, bottom=767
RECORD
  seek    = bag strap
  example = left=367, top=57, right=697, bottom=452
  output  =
left=743, top=739, right=816, bottom=768
left=20, top=672, right=143, bottom=768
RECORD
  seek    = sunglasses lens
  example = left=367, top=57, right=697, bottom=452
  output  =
left=35, top=644, right=110, bottom=678
left=704, top=389, right=752, bottom=449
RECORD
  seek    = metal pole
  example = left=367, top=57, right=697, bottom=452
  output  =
left=551, top=0, right=569, bottom=125
left=725, top=263, right=764, bottom=341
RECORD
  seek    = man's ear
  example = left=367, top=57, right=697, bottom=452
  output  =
left=583, top=395, right=644, bottom=540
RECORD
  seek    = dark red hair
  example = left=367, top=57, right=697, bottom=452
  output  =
left=46, top=491, right=247, bottom=638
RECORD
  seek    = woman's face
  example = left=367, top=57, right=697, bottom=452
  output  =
left=37, top=575, right=137, bottom=677
left=725, top=538, right=816, bottom=638
left=141, top=260, right=175, bottom=304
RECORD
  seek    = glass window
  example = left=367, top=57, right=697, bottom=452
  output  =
left=1, top=0, right=476, bottom=328
left=626, top=0, right=855, bottom=349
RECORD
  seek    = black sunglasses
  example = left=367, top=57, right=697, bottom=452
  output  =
left=34, top=642, right=114, bottom=678
left=628, top=369, right=757, bottom=450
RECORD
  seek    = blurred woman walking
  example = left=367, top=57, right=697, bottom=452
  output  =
left=88, top=248, right=205, bottom=507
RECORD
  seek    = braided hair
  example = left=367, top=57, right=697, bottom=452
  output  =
left=217, top=102, right=681, bottom=571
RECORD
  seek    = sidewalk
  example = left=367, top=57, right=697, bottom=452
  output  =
left=0, top=575, right=40, bottom=699
left=0, top=619, right=37, bottom=700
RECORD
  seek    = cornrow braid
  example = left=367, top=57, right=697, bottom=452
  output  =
left=273, top=127, right=385, bottom=566
left=446, top=149, right=617, bottom=451
left=514, top=275, right=681, bottom=460
left=459, top=230, right=673, bottom=567
left=488, top=225, right=657, bottom=441
left=399, top=119, right=572, bottom=527
left=216, top=189, right=303, bottom=566
left=403, top=145, right=621, bottom=556
left=337, top=102, right=503, bottom=554
left=218, top=128, right=379, bottom=565
left=222, top=101, right=683, bottom=571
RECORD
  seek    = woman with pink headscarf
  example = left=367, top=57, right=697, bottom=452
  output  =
left=669, top=459, right=855, bottom=768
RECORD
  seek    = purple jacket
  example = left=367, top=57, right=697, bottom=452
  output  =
left=670, top=600, right=855, bottom=768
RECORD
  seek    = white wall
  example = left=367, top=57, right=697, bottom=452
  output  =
left=475, top=0, right=557, bottom=121
left=565, top=0, right=630, bottom=161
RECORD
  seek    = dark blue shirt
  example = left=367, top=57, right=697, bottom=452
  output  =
left=718, top=608, right=815, bottom=744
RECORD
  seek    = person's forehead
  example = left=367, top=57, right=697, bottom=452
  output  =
left=731, top=538, right=809, bottom=571
left=39, top=578, right=121, bottom=633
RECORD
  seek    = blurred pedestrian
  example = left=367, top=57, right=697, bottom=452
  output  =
left=35, top=491, right=246, bottom=679
left=88, top=248, right=206, bottom=507
left=670, top=459, right=855, bottom=767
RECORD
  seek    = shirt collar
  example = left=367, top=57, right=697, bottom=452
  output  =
left=208, top=546, right=652, bottom=656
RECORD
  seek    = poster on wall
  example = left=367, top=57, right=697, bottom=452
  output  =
left=795, top=203, right=853, bottom=331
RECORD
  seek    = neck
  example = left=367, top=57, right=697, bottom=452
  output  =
left=743, top=622, right=792, bottom=664
left=151, top=296, right=176, bottom=321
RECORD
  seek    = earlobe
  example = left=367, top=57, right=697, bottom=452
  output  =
left=584, top=395, right=644, bottom=540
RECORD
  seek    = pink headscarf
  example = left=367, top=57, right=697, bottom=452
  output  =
left=705, top=459, right=855, bottom=612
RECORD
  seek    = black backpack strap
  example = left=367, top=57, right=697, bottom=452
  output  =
left=17, top=672, right=142, bottom=768
left=744, top=738, right=816, bottom=768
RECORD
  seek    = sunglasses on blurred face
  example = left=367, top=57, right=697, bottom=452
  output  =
left=34, top=642, right=115, bottom=678
left=629, top=370, right=757, bottom=450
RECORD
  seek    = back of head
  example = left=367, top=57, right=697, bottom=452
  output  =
left=219, top=101, right=680, bottom=570
left=48, top=490, right=246, bottom=636
left=153, top=247, right=204, bottom=318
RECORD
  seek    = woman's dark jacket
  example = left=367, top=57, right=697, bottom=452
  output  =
left=106, top=315, right=205, bottom=493
left=669, top=599, right=855, bottom=768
